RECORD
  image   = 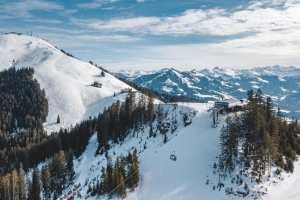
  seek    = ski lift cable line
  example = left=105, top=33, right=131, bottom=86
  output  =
left=103, top=169, right=138, bottom=199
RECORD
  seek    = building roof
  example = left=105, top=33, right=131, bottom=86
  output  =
left=215, top=99, right=245, bottom=108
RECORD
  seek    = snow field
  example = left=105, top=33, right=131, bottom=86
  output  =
left=71, top=102, right=234, bottom=200
left=72, top=102, right=300, bottom=200
left=0, top=34, right=130, bottom=133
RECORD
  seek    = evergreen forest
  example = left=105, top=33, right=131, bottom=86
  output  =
left=0, top=67, right=157, bottom=199
left=218, top=89, right=300, bottom=180
left=88, top=149, right=140, bottom=198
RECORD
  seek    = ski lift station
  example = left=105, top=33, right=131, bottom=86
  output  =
left=209, top=99, right=247, bottom=128
left=214, top=99, right=246, bottom=113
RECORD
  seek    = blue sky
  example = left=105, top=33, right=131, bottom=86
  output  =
left=1, top=0, right=300, bottom=71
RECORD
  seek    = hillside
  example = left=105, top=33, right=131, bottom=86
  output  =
left=1, top=34, right=300, bottom=200
left=69, top=102, right=300, bottom=200
left=114, top=67, right=300, bottom=118
left=0, top=34, right=131, bottom=133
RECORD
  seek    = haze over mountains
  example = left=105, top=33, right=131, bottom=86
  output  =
left=115, top=66, right=300, bottom=118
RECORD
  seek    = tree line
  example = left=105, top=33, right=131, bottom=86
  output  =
left=219, top=89, right=300, bottom=179
left=0, top=67, right=96, bottom=172
left=0, top=149, right=74, bottom=200
left=0, top=67, right=145, bottom=198
left=0, top=67, right=48, bottom=171
left=89, top=149, right=139, bottom=198
left=97, top=90, right=155, bottom=153
left=0, top=67, right=180, bottom=198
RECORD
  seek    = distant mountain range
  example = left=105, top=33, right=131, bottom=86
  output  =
left=113, top=66, right=300, bottom=118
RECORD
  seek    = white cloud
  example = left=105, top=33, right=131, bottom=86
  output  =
left=70, top=1, right=300, bottom=37
left=100, top=38, right=300, bottom=71
left=62, top=9, right=78, bottom=15
left=76, top=35, right=141, bottom=42
left=102, top=6, right=116, bottom=10
left=1, top=0, right=64, bottom=18
left=247, top=1, right=266, bottom=10
left=70, top=0, right=299, bottom=70
left=77, top=0, right=118, bottom=9
left=34, top=26, right=91, bottom=34
left=24, top=18, right=62, bottom=24
left=70, top=17, right=161, bottom=32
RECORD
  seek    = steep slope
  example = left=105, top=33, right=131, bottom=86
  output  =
left=115, top=66, right=300, bottom=118
left=70, top=102, right=300, bottom=200
left=0, top=34, right=130, bottom=133
left=70, top=102, right=231, bottom=200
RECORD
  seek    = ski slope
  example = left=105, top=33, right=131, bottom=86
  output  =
left=0, top=34, right=130, bottom=133
left=71, top=102, right=300, bottom=200
left=71, top=102, right=229, bottom=200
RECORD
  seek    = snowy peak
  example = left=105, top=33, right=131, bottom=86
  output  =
left=115, top=69, right=157, bottom=80
left=199, top=67, right=241, bottom=80
left=116, top=65, right=300, bottom=118
left=0, top=34, right=131, bottom=133
left=250, top=65, right=300, bottom=77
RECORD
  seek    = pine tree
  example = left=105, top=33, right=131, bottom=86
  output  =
left=157, top=103, right=164, bottom=122
left=149, top=123, right=154, bottom=138
left=51, top=150, right=67, bottom=194
left=0, top=174, right=10, bottom=200
left=19, top=169, right=26, bottom=200
left=286, top=157, right=294, bottom=173
left=163, top=133, right=168, bottom=144
left=219, top=123, right=235, bottom=172
left=103, top=170, right=113, bottom=197
left=118, top=172, right=126, bottom=198
left=171, top=103, right=178, bottom=133
left=41, top=166, right=51, bottom=200
left=30, top=168, right=41, bottom=200
left=128, top=149, right=139, bottom=189
left=255, top=88, right=263, bottom=104
left=130, top=159, right=139, bottom=189
left=247, top=89, right=254, bottom=102
left=103, top=155, right=113, bottom=195
left=57, top=115, right=60, bottom=124
left=126, top=152, right=133, bottom=165
left=11, top=169, right=19, bottom=200
left=26, top=176, right=32, bottom=200
left=67, top=149, right=75, bottom=182
left=147, top=90, right=155, bottom=122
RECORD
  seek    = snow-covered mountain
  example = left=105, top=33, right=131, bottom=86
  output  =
left=0, top=34, right=131, bottom=133
left=2, top=34, right=300, bottom=200
left=114, top=66, right=300, bottom=118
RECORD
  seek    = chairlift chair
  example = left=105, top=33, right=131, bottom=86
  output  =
left=170, top=151, right=177, bottom=161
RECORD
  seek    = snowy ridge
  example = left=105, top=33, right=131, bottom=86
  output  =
left=250, top=65, right=300, bottom=77
left=115, top=66, right=300, bottom=118
left=0, top=34, right=131, bottom=133
left=112, top=69, right=157, bottom=80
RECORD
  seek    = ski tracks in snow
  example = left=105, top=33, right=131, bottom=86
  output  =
left=159, top=183, right=189, bottom=200
left=0, top=35, right=10, bottom=62
left=1, top=35, right=16, bottom=67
